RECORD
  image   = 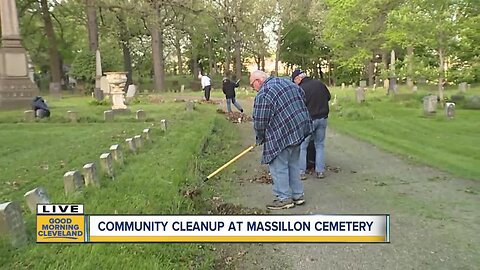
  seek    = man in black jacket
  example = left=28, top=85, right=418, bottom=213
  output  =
left=31, top=96, right=51, bottom=118
left=291, top=69, right=331, bottom=179
left=222, top=77, right=244, bottom=113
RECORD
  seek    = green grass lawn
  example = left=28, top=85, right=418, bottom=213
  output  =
left=329, top=85, right=480, bottom=180
left=0, top=96, right=237, bottom=269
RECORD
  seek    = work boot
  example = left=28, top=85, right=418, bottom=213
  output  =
left=316, top=172, right=326, bottom=179
left=293, top=195, right=305, bottom=205
left=300, top=173, right=307, bottom=180
left=266, top=199, right=295, bottom=210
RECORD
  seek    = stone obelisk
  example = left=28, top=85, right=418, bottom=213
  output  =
left=0, top=0, right=39, bottom=109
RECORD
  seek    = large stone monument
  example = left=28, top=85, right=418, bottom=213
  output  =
left=105, top=72, right=128, bottom=111
left=0, top=0, right=39, bottom=109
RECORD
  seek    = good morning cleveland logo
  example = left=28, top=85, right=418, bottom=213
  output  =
left=36, top=204, right=85, bottom=243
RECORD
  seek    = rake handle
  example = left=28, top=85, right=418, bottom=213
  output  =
left=204, top=144, right=256, bottom=182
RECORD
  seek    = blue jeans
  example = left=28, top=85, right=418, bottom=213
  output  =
left=269, top=145, right=304, bottom=201
left=226, top=98, right=243, bottom=112
left=300, top=118, right=327, bottom=173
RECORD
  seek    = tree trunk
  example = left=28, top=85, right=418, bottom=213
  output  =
left=261, top=55, right=265, bottom=71
left=121, top=39, right=133, bottom=88
left=40, top=0, right=62, bottom=95
left=208, top=41, right=215, bottom=75
left=274, top=27, right=281, bottom=76
left=234, top=38, right=242, bottom=80
left=368, top=58, right=374, bottom=87
left=152, top=28, right=165, bottom=91
left=192, top=46, right=199, bottom=79
left=85, top=0, right=98, bottom=52
left=406, top=46, right=414, bottom=89
left=438, top=48, right=445, bottom=107
left=382, top=50, right=388, bottom=90
left=225, top=45, right=231, bottom=76
left=174, top=31, right=183, bottom=75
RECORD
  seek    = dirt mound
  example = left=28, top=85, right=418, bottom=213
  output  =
left=250, top=171, right=272, bottom=184
left=216, top=109, right=253, bottom=123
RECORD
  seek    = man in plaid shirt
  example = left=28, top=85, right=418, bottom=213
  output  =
left=250, top=70, right=313, bottom=210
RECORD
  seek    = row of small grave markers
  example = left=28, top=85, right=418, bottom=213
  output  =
left=23, top=109, right=149, bottom=122
left=0, top=118, right=168, bottom=248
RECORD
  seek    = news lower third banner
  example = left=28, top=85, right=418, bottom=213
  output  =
left=37, top=204, right=390, bottom=243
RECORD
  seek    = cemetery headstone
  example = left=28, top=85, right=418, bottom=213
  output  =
left=445, top=102, right=455, bottom=119
left=181, top=85, right=185, bottom=93
left=359, top=80, right=367, bottom=88
left=186, top=101, right=194, bottom=112
left=63, top=170, right=84, bottom=194
left=136, top=109, right=146, bottom=120
left=134, top=135, right=143, bottom=149
left=125, top=138, right=136, bottom=154
left=24, top=187, right=50, bottom=213
left=341, top=83, right=345, bottom=90
left=355, top=87, right=365, bottom=103
left=109, top=144, right=124, bottom=165
left=423, top=95, right=438, bottom=115
left=160, top=119, right=167, bottom=131
left=126, top=84, right=137, bottom=102
left=99, top=153, right=114, bottom=178
left=467, top=84, right=471, bottom=91
left=104, top=110, right=114, bottom=121
left=412, top=86, right=418, bottom=92
left=24, top=110, right=35, bottom=121
left=0, top=201, right=27, bottom=247
left=83, top=163, right=100, bottom=187
left=67, top=111, right=78, bottom=122
left=459, top=82, right=467, bottom=93
left=142, top=128, right=151, bottom=141
left=100, top=76, right=110, bottom=98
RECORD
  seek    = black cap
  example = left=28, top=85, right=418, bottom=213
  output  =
left=291, top=69, right=303, bottom=82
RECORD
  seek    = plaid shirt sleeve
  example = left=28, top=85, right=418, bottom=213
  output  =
left=253, top=92, right=272, bottom=145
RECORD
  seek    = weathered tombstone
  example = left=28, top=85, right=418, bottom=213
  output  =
left=99, top=153, right=114, bottom=178
left=355, top=87, right=365, bottom=103
left=109, top=144, right=124, bottom=165
left=67, top=111, right=78, bottom=122
left=83, top=163, right=100, bottom=187
left=160, top=119, right=167, bottom=131
left=423, top=95, right=438, bottom=115
left=24, top=187, right=50, bottom=213
left=445, top=102, right=455, bottom=119
left=467, top=84, right=471, bottom=91
left=181, top=85, right=185, bottom=93
left=142, top=128, right=151, bottom=141
left=0, top=202, right=27, bottom=247
left=412, top=86, right=418, bottom=92
left=186, top=101, right=194, bottom=112
left=100, top=76, right=110, bottom=98
left=134, top=135, right=143, bottom=149
left=0, top=0, right=39, bottom=109
left=459, top=82, right=467, bottom=93
left=63, top=170, right=84, bottom=194
left=24, top=110, right=35, bottom=121
left=125, top=138, right=136, bottom=154
left=94, top=50, right=104, bottom=101
left=341, top=83, right=345, bottom=90
left=126, top=84, right=137, bottom=102
left=136, top=109, right=146, bottom=120
left=383, top=79, right=389, bottom=89
left=104, top=110, right=114, bottom=121
left=359, top=80, right=367, bottom=88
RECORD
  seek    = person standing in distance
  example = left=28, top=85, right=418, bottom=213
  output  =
left=222, top=77, right=244, bottom=113
left=291, top=69, right=331, bottom=179
left=250, top=70, right=313, bottom=210
left=198, top=73, right=211, bottom=101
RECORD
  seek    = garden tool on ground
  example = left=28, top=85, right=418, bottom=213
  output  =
left=203, top=144, right=256, bottom=182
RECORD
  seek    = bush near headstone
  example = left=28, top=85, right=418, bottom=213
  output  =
left=465, top=95, right=480, bottom=110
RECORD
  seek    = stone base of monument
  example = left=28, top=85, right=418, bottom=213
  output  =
left=112, top=108, right=131, bottom=114
left=0, top=77, right=39, bottom=110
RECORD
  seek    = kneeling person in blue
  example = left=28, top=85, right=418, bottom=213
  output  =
left=32, top=96, right=51, bottom=118
left=222, top=77, right=243, bottom=113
